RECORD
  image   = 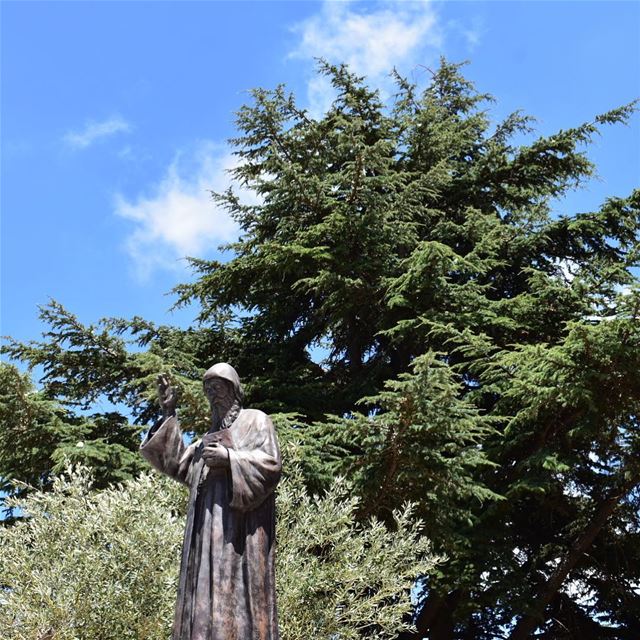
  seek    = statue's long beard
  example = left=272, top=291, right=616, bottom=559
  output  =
left=210, top=399, right=242, bottom=431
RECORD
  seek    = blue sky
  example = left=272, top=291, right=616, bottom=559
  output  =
left=2, top=0, right=639, bottom=351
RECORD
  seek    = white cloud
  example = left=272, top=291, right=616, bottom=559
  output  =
left=114, top=142, right=251, bottom=280
left=290, top=0, right=443, bottom=115
left=64, top=116, right=131, bottom=149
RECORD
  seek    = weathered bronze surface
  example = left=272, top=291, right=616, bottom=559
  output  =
left=141, top=363, right=282, bottom=640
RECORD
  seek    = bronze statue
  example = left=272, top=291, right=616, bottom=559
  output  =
left=140, top=363, right=282, bottom=640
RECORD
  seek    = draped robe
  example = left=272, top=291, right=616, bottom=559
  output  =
left=140, top=408, right=282, bottom=640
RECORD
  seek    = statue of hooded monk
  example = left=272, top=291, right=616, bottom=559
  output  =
left=140, top=363, right=282, bottom=640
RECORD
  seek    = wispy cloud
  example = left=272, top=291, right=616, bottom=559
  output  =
left=64, top=116, right=131, bottom=149
left=449, top=14, right=485, bottom=51
left=290, top=0, right=443, bottom=115
left=114, top=142, right=253, bottom=280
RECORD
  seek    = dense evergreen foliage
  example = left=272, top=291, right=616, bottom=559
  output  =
left=0, top=363, right=146, bottom=526
left=2, top=60, right=639, bottom=638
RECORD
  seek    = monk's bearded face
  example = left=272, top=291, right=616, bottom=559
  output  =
left=204, top=377, right=235, bottom=409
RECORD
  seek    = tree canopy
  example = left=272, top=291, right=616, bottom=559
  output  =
left=2, top=59, right=639, bottom=638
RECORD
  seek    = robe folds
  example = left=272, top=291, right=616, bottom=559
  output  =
left=140, top=409, right=282, bottom=640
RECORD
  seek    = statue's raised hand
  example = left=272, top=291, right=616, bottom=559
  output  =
left=157, top=374, right=177, bottom=419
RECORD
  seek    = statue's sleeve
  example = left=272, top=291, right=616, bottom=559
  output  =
left=139, top=415, right=198, bottom=486
left=227, top=414, right=282, bottom=512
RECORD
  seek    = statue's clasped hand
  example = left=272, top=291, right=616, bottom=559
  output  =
left=202, top=443, right=230, bottom=469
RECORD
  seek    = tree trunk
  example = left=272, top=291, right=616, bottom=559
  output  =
left=508, top=474, right=637, bottom=640
left=414, top=589, right=464, bottom=639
